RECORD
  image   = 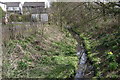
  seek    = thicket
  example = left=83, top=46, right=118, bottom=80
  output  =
left=9, top=14, right=31, bottom=22
left=50, top=2, right=120, bottom=78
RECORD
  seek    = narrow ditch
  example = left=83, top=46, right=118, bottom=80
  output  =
left=65, top=26, right=95, bottom=80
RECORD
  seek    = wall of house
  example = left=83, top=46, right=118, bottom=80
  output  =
left=0, top=3, right=6, bottom=11
left=23, top=6, right=45, bottom=14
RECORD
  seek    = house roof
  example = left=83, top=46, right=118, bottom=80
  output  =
left=5, top=2, right=20, bottom=7
left=30, top=8, right=44, bottom=14
left=23, top=2, right=45, bottom=7
left=23, top=7, right=44, bottom=14
left=0, top=2, right=5, bottom=4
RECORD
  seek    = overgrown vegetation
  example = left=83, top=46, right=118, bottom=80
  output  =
left=50, top=2, right=120, bottom=78
left=81, top=19, right=120, bottom=78
left=2, top=1, right=120, bottom=79
left=2, top=24, right=78, bottom=78
left=9, top=14, right=31, bottom=22
left=0, top=7, right=2, bottom=19
left=0, top=7, right=5, bottom=21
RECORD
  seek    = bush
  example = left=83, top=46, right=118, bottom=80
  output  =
left=9, top=14, right=31, bottom=22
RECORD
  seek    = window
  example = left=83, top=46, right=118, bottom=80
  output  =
left=8, top=7, right=13, bottom=11
left=31, top=14, right=39, bottom=19
left=31, top=14, right=40, bottom=21
left=14, top=7, right=19, bottom=11
left=8, top=7, right=19, bottom=11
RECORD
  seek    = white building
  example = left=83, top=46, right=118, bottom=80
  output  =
left=0, top=2, right=6, bottom=11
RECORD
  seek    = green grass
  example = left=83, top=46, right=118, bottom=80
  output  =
left=3, top=26, right=78, bottom=78
left=81, top=24, right=120, bottom=78
left=0, top=7, right=5, bottom=23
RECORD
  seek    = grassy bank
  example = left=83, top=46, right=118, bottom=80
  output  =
left=81, top=18, right=120, bottom=78
left=2, top=24, right=78, bottom=78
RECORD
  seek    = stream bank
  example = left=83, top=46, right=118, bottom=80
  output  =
left=65, top=26, right=94, bottom=79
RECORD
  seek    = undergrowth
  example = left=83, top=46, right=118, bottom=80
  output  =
left=2, top=25, right=78, bottom=79
left=81, top=22, right=120, bottom=78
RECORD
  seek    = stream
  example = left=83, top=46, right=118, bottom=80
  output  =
left=74, top=48, right=94, bottom=80
left=65, top=25, right=94, bottom=79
